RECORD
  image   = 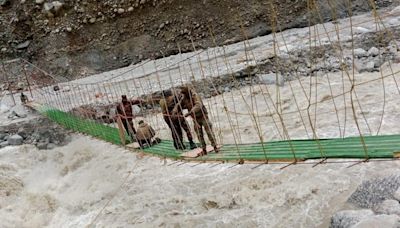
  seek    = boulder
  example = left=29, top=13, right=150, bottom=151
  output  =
left=44, top=1, right=64, bottom=17
left=8, top=111, right=19, bottom=119
left=9, top=105, right=28, bottom=118
left=117, top=8, right=125, bottom=14
left=17, top=127, right=28, bottom=139
left=368, top=47, right=380, bottom=57
left=7, top=134, right=23, bottom=146
left=373, top=57, right=385, bottom=68
left=353, top=48, right=368, bottom=58
left=258, top=73, right=284, bottom=86
left=52, top=1, right=63, bottom=12
left=0, top=141, right=9, bottom=148
left=46, top=143, right=56, bottom=150
left=374, top=200, right=400, bottom=215
left=16, top=40, right=31, bottom=50
left=37, top=142, right=48, bottom=150
left=348, top=175, right=400, bottom=209
left=330, top=209, right=374, bottom=228
left=355, top=61, right=376, bottom=73
left=352, top=214, right=400, bottom=228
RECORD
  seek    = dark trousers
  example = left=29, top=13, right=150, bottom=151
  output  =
left=138, top=139, right=152, bottom=148
left=122, top=118, right=136, bottom=140
left=164, top=115, right=193, bottom=149
left=193, top=116, right=216, bottom=150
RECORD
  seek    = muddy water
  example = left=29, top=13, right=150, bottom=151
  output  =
left=0, top=136, right=399, bottom=227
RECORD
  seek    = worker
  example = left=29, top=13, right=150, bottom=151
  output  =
left=173, top=85, right=218, bottom=156
left=116, top=95, right=136, bottom=141
left=136, top=120, right=159, bottom=148
left=20, top=92, right=28, bottom=104
left=160, top=90, right=197, bottom=150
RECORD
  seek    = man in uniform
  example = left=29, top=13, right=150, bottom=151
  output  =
left=136, top=120, right=160, bottom=148
left=116, top=95, right=136, bottom=141
left=173, top=86, right=218, bottom=156
left=160, top=90, right=196, bottom=150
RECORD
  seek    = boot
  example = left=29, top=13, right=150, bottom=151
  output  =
left=214, top=145, right=219, bottom=153
left=189, top=141, right=197, bottom=150
left=200, top=148, right=207, bottom=156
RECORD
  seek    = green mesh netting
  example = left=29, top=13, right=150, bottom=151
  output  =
left=39, top=107, right=399, bottom=162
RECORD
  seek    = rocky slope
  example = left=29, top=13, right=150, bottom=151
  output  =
left=0, top=0, right=395, bottom=79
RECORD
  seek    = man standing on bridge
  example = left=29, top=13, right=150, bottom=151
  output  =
left=173, top=85, right=218, bottom=156
left=116, top=95, right=137, bottom=141
left=160, top=89, right=197, bottom=150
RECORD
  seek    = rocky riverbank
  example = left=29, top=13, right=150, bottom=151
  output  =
left=331, top=175, right=400, bottom=227
left=0, top=0, right=397, bottom=79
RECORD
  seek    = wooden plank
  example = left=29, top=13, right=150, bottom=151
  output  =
left=116, top=116, right=126, bottom=146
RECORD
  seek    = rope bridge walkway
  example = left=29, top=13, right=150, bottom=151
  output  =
left=31, top=104, right=400, bottom=164
left=3, top=2, right=400, bottom=165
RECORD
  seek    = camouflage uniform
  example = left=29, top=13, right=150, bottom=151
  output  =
left=160, top=94, right=195, bottom=150
left=175, top=89, right=216, bottom=151
left=136, top=121, right=156, bottom=148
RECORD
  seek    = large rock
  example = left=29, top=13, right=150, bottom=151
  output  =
left=17, top=127, right=28, bottom=139
left=10, top=105, right=28, bottom=118
left=374, top=200, right=400, bottom=215
left=0, top=141, right=9, bottom=148
left=353, top=48, right=368, bottom=58
left=348, top=175, right=400, bottom=209
left=258, top=73, right=284, bottom=86
left=7, top=134, right=23, bottom=146
left=52, top=1, right=63, bottom=12
left=36, top=142, right=48, bottom=150
left=16, top=40, right=31, bottom=50
left=352, top=214, right=400, bottom=228
left=368, top=47, right=380, bottom=57
left=46, top=143, right=56, bottom=150
left=355, top=61, right=376, bottom=73
left=44, top=1, right=64, bottom=17
left=330, top=209, right=374, bottom=228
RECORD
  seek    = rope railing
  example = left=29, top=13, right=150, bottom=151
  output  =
left=1, top=1, right=400, bottom=168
